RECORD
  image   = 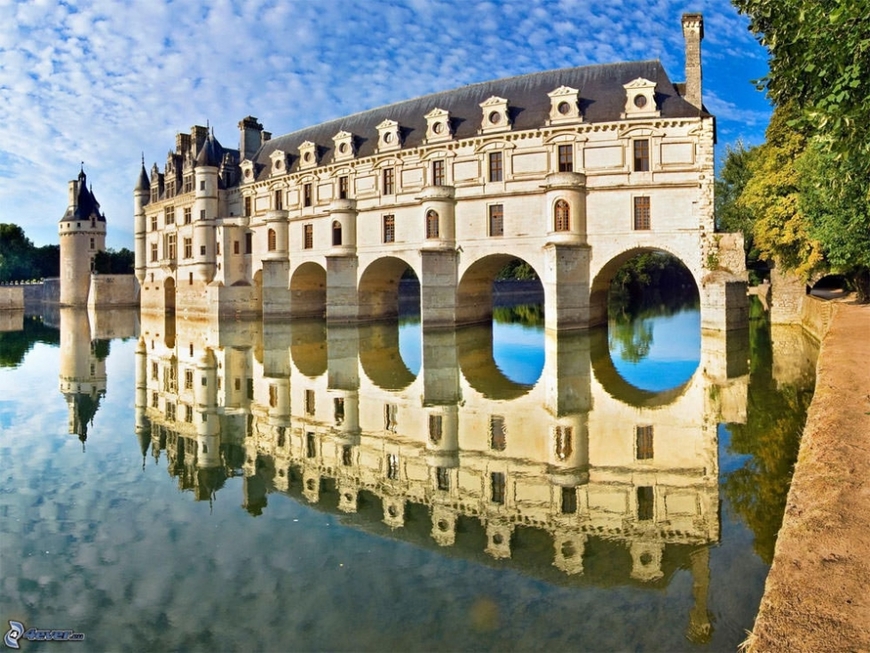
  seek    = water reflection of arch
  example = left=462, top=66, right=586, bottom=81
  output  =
left=289, top=320, right=327, bottom=378
left=456, top=254, right=542, bottom=326
left=358, top=256, right=419, bottom=322
left=289, top=262, right=326, bottom=319
left=589, top=246, right=698, bottom=327
left=456, top=323, right=536, bottom=400
left=358, top=323, right=417, bottom=391
left=589, top=327, right=693, bottom=408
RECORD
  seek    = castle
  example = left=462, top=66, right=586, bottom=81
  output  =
left=135, top=13, right=747, bottom=331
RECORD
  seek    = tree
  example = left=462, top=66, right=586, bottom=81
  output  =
left=738, top=105, right=824, bottom=280
left=733, top=0, right=870, bottom=300
left=715, top=140, right=760, bottom=264
left=0, top=223, right=38, bottom=282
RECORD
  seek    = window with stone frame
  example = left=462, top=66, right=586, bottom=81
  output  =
left=558, top=144, right=573, bottom=172
left=150, top=215, right=157, bottom=231
left=555, top=425, right=573, bottom=460
left=183, top=207, right=191, bottom=225
left=386, top=453, right=399, bottom=480
left=303, top=183, right=312, bottom=207
left=304, top=389, right=315, bottom=415
left=561, top=487, right=577, bottom=514
left=244, top=196, right=252, bottom=217
left=166, top=233, right=176, bottom=260
left=274, top=189, right=283, bottom=210
left=332, top=221, right=342, bottom=246
left=150, top=242, right=158, bottom=262
left=432, top=159, right=445, bottom=186
left=555, top=199, right=570, bottom=232
left=488, top=151, right=503, bottom=182
left=334, top=397, right=345, bottom=425
left=637, top=486, right=654, bottom=520
left=490, top=415, right=506, bottom=451
left=491, top=472, right=505, bottom=504
left=633, top=197, right=651, bottom=230
left=426, top=210, right=439, bottom=239
left=339, top=175, right=349, bottom=199
left=384, top=403, right=398, bottom=432
left=183, top=237, right=192, bottom=259
left=164, top=206, right=175, bottom=225
left=303, top=224, right=313, bottom=249
left=636, top=425, right=654, bottom=460
left=428, top=414, right=443, bottom=444
left=634, top=139, right=650, bottom=172
left=268, top=229, right=277, bottom=251
left=382, top=167, right=395, bottom=195
left=489, top=203, right=504, bottom=237
left=436, top=467, right=450, bottom=491
left=383, top=214, right=395, bottom=243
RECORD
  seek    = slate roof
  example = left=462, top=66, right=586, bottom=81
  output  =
left=60, top=169, right=106, bottom=223
left=252, top=60, right=707, bottom=180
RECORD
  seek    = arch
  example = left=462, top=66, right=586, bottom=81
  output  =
left=358, top=323, right=417, bottom=391
left=332, top=220, right=342, bottom=246
left=358, top=256, right=418, bottom=322
left=589, top=247, right=699, bottom=327
left=588, top=328, right=694, bottom=408
left=456, top=324, right=537, bottom=400
left=163, top=276, right=176, bottom=314
left=290, top=262, right=326, bottom=318
left=426, top=210, right=440, bottom=239
left=457, top=254, right=543, bottom=326
left=809, top=273, right=850, bottom=299
left=554, top=199, right=570, bottom=232
left=289, top=320, right=327, bottom=378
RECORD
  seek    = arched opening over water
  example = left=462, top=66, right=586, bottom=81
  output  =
left=592, top=250, right=701, bottom=398
left=809, top=273, right=851, bottom=299
left=456, top=324, right=537, bottom=400
left=290, top=262, right=326, bottom=319
left=288, top=320, right=327, bottom=378
left=358, top=256, right=420, bottom=323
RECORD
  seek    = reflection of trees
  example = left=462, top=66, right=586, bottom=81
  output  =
left=723, top=301, right=815, bottom=563
left=0, top=316, right=60, bottom=367
left=608, top=317, right=653, bottom=363
left=492, top=303, right=543, bottom=327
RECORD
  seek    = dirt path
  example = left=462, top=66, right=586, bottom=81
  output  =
left=746, top=302, right=870, bottom=652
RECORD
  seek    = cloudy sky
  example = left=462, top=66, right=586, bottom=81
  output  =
left=1, top=0, right=771, bottom=250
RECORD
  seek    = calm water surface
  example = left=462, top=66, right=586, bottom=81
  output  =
left=0, top=300, right=817, bottom=652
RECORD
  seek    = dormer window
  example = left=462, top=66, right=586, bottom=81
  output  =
left=298, top=141, right=317, bottom=169
left=622, top=78, right=660, bottom=119
left=333, top=131, right=356, bottom=161
left=240, top=160, right=255, bottom=184
left=269, top=150, right=288, bottom=176
left=425, top=108, right=452, bottom=143
left=479, top=96, right=510, bottom=134
left=547, top=86, right=582, bottom=124
left=377, top=119, right=402, bottom=152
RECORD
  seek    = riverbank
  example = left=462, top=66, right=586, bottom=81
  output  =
left=746, top=301, right=870, bottom=652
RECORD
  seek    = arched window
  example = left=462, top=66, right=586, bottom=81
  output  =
left=332, top=220, right=342, bottom=246
left=426, top=210, right=440, bottom=239
left=554, top=199, right=570, bottom=232
left=267, top=229, right=277, bottom=252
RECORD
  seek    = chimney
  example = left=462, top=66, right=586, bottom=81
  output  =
left=238, top=116, right=264, bottom=162
left=681, top=13, right=704, bottom=111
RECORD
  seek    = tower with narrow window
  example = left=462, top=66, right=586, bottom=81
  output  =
left=59, top=168, right=106, bottom=306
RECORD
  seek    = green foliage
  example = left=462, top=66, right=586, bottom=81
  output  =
left=610, top=251, right=696, bottom=299
left=739, top=105, right=824, bottom=279
left=734, top=0, right=870, bottom=299
left=715, top=140, right=761, bottom=262
left=0, top=224, right=59, bottom=281
left=496, top=259, right=538, bottom=281
left=492, top=303, right=544, bottom=327
left=93, top=248, right=135, bottom=274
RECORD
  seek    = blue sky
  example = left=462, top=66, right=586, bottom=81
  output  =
left=0, top=0, right=771, bottom=250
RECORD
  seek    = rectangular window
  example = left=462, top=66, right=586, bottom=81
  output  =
left=558, top=144, right=573, bottom=172
left=382, top=167, right=395, bottom=195
left=200, top=209, right=205, bottom=220
left=491, top=472, right=505, bottom=504
left=184, top=405, right=193, bottom=423
left=428, top=414, right=442, bottom=444
left=383, top=214, right=395, bottom=243
left=245, top=232, right=252, bottom=254
left=636, top=425, right=654, bottom=460
left=199, top=180, right=205, bottom=191
left=268, top=384, right=277, bottom=408
left=244, top=196, right=251, bottom=217
left=339, top=176, right=349, bottom=200
left=432, top=159, right=445, bottom=186
left=184, top=369, right=194, bottom=390
left=150, top=215, right=157, bottom=231
left=555, top=425, right=573, bottom=460
left=633, top=197, right=651, bottom=230
left=303, top=224, right=313, bottom=249
left=342, top=445, right=353, bottom=466
left=436, top=467, right=450, bottom=491
left=200, top=245, right=206, bottom=256
left=166, top=233, right=176, bottom=260
left=304, top=389, right=315, bottom=416
left=183, top=207, right=191, bottom=225
left=89, top=237, right=94, bottom=250
left=488, top=204, right=504, bottom=237
left=164, top=206, right=175, bottom=225
left=386, top=453, right=399, bottom=480
left=334, top=397, right=345, bottom=425
left=306, top=432, right=316, bottom=458
left=151, top=242, right=158, bottom=262
left=151, top=361, right=159, bottom=380
left=634, top=139, right=650, bottom=172
left=561, top=487, right=577, bottom=514
left=233, top=240, right=239, bottom=255
left=151, top=391, right=158, bottom=408
left=183, top=176, right=193, bottom=193
left=637, top=486, right=654, bottom=521
left=488, top=151, right=503, bottom=182
left=274, top=189, right=283, bottom=210
left=303, top=183, right=312, bottom=207
left=490, top=415, right=506, bottom=451
left=183, top=237, right=192, bottom=259
left=384, top=403, right=398, bottom=432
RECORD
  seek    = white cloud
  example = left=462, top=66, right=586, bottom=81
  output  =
left=1, top=0, right=769, bottom=249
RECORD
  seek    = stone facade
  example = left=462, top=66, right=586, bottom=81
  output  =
left=136, top=14, right=746, bottom=331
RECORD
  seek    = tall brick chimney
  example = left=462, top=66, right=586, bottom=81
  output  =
left=681, top=13, right=704, bottom=111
